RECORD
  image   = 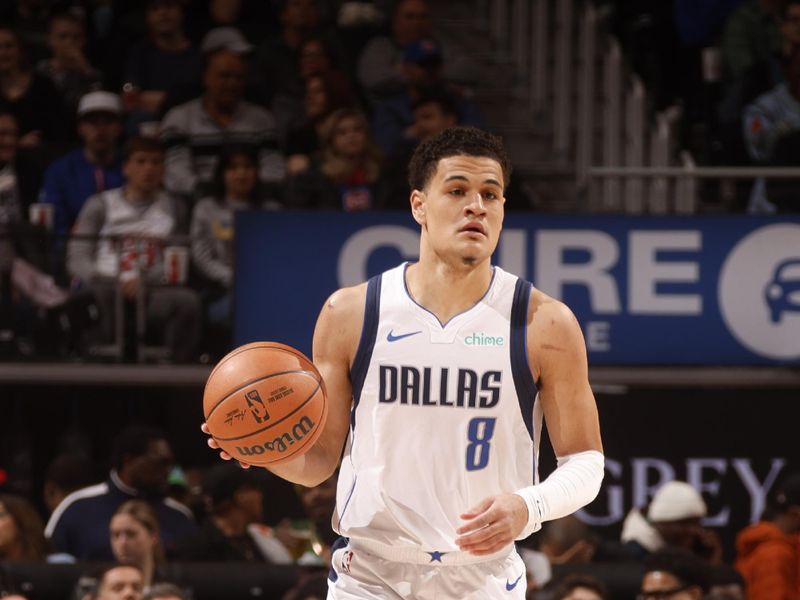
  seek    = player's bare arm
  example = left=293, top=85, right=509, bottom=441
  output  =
left=203, top=285, right=365, bottom=487
left=457, top=288, right=603, bottom=555
left=265, top=284, right=366, bottom=487
left=529, top=289, right=603, bottom=457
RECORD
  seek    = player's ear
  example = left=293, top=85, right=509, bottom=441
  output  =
left=410, top=189, right=426, bottom=225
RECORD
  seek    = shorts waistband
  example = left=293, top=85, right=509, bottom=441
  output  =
left=348, top=538, right=513, bottom=566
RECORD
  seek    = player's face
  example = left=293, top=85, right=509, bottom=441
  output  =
left=562, top=587, right=605, bottom=600
left=412, top=155, right=505, bottom=266
left=110, top=514, right=154, bottom=566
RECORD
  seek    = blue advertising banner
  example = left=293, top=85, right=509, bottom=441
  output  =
left=234, top=212, right=800, bottom=365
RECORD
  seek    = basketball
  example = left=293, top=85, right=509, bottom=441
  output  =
left=203, top=342, right=328, bottom=467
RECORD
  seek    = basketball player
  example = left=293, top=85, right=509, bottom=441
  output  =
left=205, top=126, right=604, bottom=598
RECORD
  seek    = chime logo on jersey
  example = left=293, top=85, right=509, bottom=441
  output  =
left=464, top=331, right=506, bottom=346
left=378, top=365, right=502, bottom=407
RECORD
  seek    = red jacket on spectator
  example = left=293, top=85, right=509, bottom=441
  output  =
left=735, top=521, right=800, bottom=600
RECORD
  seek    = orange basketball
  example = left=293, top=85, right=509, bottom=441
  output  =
left=203, top=342, right=328, bottom=467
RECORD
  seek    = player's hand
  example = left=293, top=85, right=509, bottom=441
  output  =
left=455, top=493, right=528, bottom=555
left=200, top=422, right=251, bottom=469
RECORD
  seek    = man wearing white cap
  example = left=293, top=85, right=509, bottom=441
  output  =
left=40, top=91, right=124, bottom=237
left=620, top=480, right=722, bottom=564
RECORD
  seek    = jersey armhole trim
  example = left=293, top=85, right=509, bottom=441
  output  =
left=349, top=274, right=382, bottom=427
left=510, top=278, right=538, bottom=442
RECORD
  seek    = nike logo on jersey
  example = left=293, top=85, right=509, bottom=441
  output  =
left=386, top=329, right=422, bottom=342
left=506, top=574, right=523, bottom=591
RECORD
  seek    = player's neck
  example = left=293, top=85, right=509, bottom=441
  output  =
left=406, top=259, right=493, bottom=324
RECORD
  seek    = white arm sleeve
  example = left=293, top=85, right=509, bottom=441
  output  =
left=514, top=449, right=605, bottom=539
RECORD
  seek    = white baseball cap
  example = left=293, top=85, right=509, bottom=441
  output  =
left=647, top=481, right=707, bottom=523
left=201, top=27, right=253, bottom=54
left=77, top=91, right=123, bottom=117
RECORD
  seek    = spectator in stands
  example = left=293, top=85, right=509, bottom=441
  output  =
left=621, top=480, right=722, bottom=564
left=292, top=472, right=338, bottom=566
left=285, top=72, right=356, bottom=175
left=706, top=564, right=746, bottom=600
left=254, top=0, right=327, bottom=102
left=371, top=37, right=481, bottom=158
left=43, top=452, right=95, bottom=515
left=40, top=91, right=125, bottom=238
left=640, top=547, right=710, bottom=600
left=186, top=0, right=277, bottom=48
left=142, top=583, right=186, bottom=600
left=110, top=500, right=164, bottom=590
left=281, top=572, right=329, bottom=600
left=89, top=564, right=144, bottom=600
left=45, top=424, right=196, bottom=561
left=272, top=35, right=352, bottom=143
left=0, top=0, right=56, bottom=64
left=285, top=108, right=383, bottom=211
left=0, top=25, right=70, bottom=155
left=357, top=0, right=433, bottom=104
left=539, top=515, right=598, bottom=566
left=735, top=472, right=800, bottom=600
left=0, top=493, right=49, bottom=561
left=0, top=111, right=43, bottom=222
left=65, top=137, right=202, bottom=363
left=175, top=462, right=289, bottom=563
left=160, top=44, right=284, bottom=199
left=551, top=573, right=609, bottom=600
left=743, top=45, right=800, bottom=211
left=721, top=0, right=784, bottom=85
left=379, top=88, right=458, bottom=208
left=36, top=11, right=101, bottom=115
left=123, top=0, right=202, bottom=130
left=190, top=145, right=263, bottom=341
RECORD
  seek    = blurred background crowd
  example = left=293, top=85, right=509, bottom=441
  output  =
left=0, top=0, right=799, bottom=599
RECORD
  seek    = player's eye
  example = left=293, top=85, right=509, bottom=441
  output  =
left=449, top=188, right=465, bottom=196
left=483, top=191, right=498, bottom=201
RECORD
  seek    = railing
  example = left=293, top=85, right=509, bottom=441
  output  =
left=588, top=164, right=800, bottom=213
left=479, top=0, right=694, bottom=212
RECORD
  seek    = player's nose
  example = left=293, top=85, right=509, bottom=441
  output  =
left=465, top=192, right=487, bottom=215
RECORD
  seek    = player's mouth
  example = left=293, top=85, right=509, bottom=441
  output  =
left=459, top=222, right=487, bottom=237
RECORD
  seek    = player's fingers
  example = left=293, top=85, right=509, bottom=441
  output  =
left=459, top=530, right=509, bottom=555
left=456, top=506, right=499, bottom=535
left=200, top=422, right=210, bottom=434
left=206, top=437, right=220, bottom=450
left=459, top=497, right=494, bottom=520
left=238, top=461, right=251, bottom=469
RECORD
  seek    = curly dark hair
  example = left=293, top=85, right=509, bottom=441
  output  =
left=552, top=574, right=609, bottom=600
left=643, top=547, right=710, bottom=593
left=407, top=126, right=511, bottom=191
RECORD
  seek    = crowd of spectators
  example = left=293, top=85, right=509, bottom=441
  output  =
left=606, top=0, right=800, bottom=212
left=1, top=421, right=799, bottom=599
left=0, top=0, right=492, bottom=365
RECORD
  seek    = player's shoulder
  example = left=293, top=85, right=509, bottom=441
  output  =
left=314, top=282, right=369, bottom=360
left=324, top=282, right=369, bottom=321
left=526, top=285, right=582, bottom=339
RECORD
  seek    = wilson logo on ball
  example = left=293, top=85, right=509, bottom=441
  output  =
left=245, top=389, right=270, bottom=423
left=235, top=415, right=316, bottom=455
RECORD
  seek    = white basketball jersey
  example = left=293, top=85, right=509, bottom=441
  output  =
left=333, top=263, right=542, bottom=552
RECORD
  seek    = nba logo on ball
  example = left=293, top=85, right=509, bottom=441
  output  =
left=203, top=342, right=329, bottom=466
left=245, top=390, right=269, bottom=423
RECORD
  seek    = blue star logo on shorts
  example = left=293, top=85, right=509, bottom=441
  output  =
left=427, top=551, right=447, bottom=562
